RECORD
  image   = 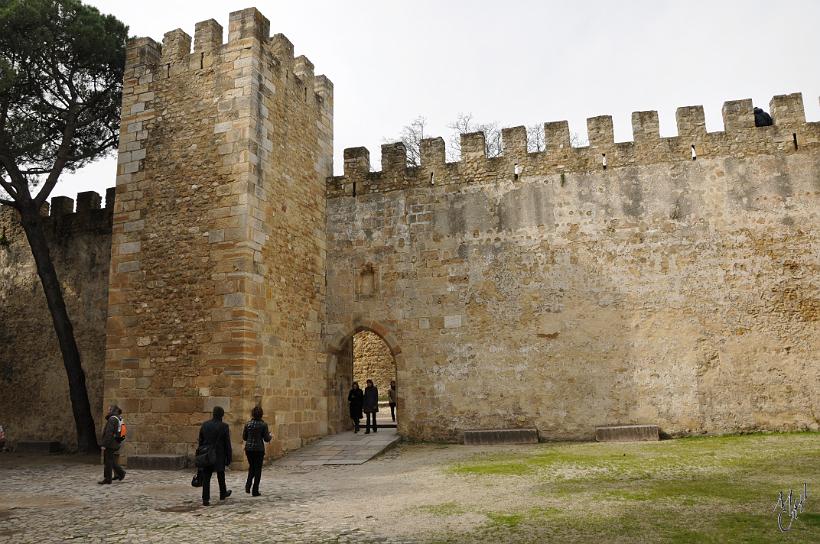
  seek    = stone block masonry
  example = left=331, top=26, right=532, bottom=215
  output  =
left=1, top=5, right=818, bottom=454
left=353, top=330, right=396, bottom=393
left=0, top=193, right=114, bottom=449
left=104, top=7, right=332, bottom=463
left=326, top=93, right=820, bottom=442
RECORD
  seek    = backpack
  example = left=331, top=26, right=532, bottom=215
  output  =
left=113, top=416, right=127, bottom=442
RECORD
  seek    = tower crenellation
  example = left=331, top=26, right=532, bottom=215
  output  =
left=328, top=93, right=819, bottom=197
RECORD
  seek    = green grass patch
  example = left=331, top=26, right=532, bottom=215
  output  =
left=450, top=460, right=532, bottom=476
left=486, top=512, right=523, bottom=528
left=432, top=432, right=820, bottom=543
left=415, top=501, right=465, bottom=517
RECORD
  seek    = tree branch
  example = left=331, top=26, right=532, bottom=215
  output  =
left=0, top=173, right=18, bottom=198
left=33, top=116, right=77, bottom=207
left=0, top=197, right=18, bottom=208
left=0, top=153, right=29, bottom=198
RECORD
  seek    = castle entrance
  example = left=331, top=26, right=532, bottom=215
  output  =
left=327, top=324, right=400, bottom=435
left=352, top=331, right=398, bottom=429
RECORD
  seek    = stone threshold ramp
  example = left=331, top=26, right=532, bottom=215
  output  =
left=275, top=428, right=400, bottom=466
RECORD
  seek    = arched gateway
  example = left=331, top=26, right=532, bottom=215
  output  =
left=325, top=321, right=404, bottom=435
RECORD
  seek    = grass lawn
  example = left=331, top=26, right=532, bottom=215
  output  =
left=427, top=432, right=819, bottom=543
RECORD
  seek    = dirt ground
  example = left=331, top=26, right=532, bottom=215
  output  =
left=1, top=433, right=818, bottom=543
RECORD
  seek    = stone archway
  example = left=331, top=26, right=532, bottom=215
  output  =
left=326, top=320, right=404, bottom=435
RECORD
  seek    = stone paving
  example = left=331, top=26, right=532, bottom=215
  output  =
left=276, top=428, right=400, bottom=466
left=0, top=448, right=422, bottom=544
left=0, top=435, right=533, bottom=544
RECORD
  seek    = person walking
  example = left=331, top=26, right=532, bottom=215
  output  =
left=98, top=404, right=126, bottom=484
left=388, top=380, right=397, bottom=422
left=242, top=405, right=272, bottom=496
left=197, top=406, right=232, bottom=506
left=363, top=379, right=379, bottom=434
left=348, top=381, right=364, bottom=432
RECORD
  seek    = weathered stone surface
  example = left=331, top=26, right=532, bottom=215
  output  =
left=353, top=330, right=395, bottom=393
left=15, top=441, right=63, bottom=453
left=463, top=429, right=539, bottom=445
left=0, top=200, right=112, bottom=450
left=103, top=10, right=333, bottom=465
left=595, top=425, right=659, bottom=442
left=326, top=99, right=820, bottom=443
left=126, top=454, right=188, bottom=470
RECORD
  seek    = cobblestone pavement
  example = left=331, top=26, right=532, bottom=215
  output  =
left=0, top=452, right=412, bottom=543
left=0, top=442, right=502, bottom=544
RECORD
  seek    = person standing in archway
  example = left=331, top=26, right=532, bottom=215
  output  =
left=388, top=380, right=397, bottom=422
left=363, top=379, right=379, bottom=434
left=348, top=381, right=364, bottom=432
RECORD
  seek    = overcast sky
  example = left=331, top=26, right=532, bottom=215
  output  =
left=54, top=0, right=820, bottom=200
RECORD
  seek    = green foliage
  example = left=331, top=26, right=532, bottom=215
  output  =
left=0, top=0, right=127, bottom=202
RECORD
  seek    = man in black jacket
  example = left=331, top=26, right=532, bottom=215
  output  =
left=98, top=404, right=125, bottom=484
left=198, top=406, right=232, bottom=506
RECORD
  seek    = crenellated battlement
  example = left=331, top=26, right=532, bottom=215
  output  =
left=0, top=189, right=114, bottom=243
left=328, top=93, right=818, bottom=198
left=123, top=7, right=333, bottom=109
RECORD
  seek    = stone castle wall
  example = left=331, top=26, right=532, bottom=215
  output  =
left=0, top=193, right=113, bottom=448
left=352, top=331, right=396, bottom=394
left=103, top=8, right=332, bottom=461
left=326, top=95, right=820, bottom=441
left=0, top=6, right=817, bottom=451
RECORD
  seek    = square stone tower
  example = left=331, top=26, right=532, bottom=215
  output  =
left=104, top=7, right=333, bottom=460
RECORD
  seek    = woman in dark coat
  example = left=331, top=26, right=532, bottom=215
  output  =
left=363, top=379, right=379, bottom=434
left=242, top=405, right=272, bottom=496
left=348, top=381, right=364, bottom=433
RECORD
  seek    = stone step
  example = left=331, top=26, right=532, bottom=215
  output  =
left=15, top=441, right=62, bottom=453
left=595, top=425, right=659, bottom=442
left=126, top=454, right=187, bottom=470
left=463, top=429, right=539, bottom=445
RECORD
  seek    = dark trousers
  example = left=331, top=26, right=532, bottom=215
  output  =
left=389, top=402, right=396, bottom=421
left=365, top=412, right=377, bottom=432
left=352, top=417, right=361, bottom=431
left=201, top=467, right=226, bottom=503
left=245, top=450, right=264, bottom=494
left=103, top=448, right=124, bottom=482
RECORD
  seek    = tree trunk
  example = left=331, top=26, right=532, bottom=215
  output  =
left=19, top=207, right=98, bottom=452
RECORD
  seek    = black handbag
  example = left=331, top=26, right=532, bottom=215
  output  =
left=195, top=445, right=217, bottom=468
left=191, top=470, right=202, bottom=487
